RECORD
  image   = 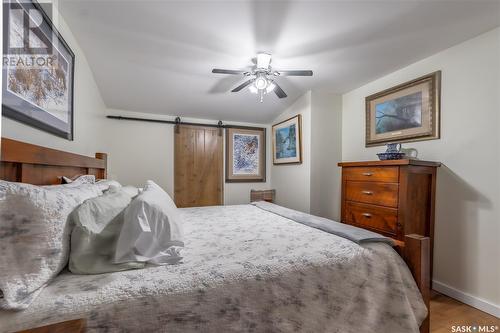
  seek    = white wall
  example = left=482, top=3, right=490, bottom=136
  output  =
left=1, top=7, right=107, bottom=156
left=310, top=91, right=343, bottom=220
left=100, top=110, right=174, bottom=192
left=342, top=28, right=500, bottom=315
left=270, top=91, right=343, bottom=217
left=271, top=92, right=312, bottom=213
left=102, top=109, right=271, bottom=205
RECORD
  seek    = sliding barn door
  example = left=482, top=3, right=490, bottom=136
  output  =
left=174, top=125, right=223, bottom=207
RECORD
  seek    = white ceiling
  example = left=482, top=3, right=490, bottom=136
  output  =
left=59, top=0, right=500, bottom=123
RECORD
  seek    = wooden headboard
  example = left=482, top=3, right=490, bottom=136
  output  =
left=0, top=138, right=107, bottom=185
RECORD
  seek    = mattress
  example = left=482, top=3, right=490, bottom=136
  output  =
left=0, top=204, right=426, bottom=333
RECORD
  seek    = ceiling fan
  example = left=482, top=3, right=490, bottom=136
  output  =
left=212, top=53, right=313, bottom=102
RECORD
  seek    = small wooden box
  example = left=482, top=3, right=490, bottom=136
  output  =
left=250, top=189, right=276, bottom=203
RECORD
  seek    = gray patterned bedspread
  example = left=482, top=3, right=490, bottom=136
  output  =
left=251, top=201, right=394, bottom=245
left=0, top=205, right=426, bottom=333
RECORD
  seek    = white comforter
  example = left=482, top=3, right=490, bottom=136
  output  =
left=0, top=205, right=426, bottom=333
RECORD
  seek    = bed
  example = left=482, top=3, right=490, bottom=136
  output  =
left=0, top=138, right=431, bottom=333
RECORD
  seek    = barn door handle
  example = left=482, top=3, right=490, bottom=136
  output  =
left=362, top=213, right=372, bottom=218
left=361, top=191, right=373, bottom=195
left=362, top=172, right=373, bottom=176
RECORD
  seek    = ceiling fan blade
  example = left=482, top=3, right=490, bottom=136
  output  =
left=274, top=82, right=287, bottom=98
left=276, top=70, right=313, bottom=76
left=231, top=79, right=254, bottom=92
left=212, top=69, right=247, bottom=75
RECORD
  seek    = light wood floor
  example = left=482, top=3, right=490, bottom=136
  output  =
left=430, top=292, right=500, bottom=333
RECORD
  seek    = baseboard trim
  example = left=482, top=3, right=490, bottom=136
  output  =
left=433, top=279, right=500, bottom=318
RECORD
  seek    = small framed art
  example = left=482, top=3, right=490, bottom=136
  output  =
left=225, top=126, right=266, bottom=182
left=272, top=114, right=302, bottom=165
left=365, top=71, right=441, bottom=147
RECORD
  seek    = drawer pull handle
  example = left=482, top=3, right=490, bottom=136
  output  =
left=362, top=172, right=373, bottom=176
left=362, top=213, right=372, bottom=218
left=361, top=191, right=373, bottom=195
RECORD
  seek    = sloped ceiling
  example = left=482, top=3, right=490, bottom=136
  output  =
left=59, top=0, right=500, bottom=123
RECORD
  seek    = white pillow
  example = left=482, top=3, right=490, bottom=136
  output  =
left=68, top=187, right=145, bottom=275
left=95, top=179, right=122, bottom=193
left=0, top=181, right=102, bottom=310
left=120, top=185, right=141, bottom=198
left=114, top=181, right=183, bottom=265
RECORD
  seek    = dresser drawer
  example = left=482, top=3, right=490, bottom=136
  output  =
left=344, top=201, right=398, bottom=236
left=343, top=166, right=399, bottom=182
left=345, top=181, right=399, bottom=207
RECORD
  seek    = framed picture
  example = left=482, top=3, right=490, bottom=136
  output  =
left=272, top=114, right=302, bottom=165
left=365, top=71, right=441, bottom=147
left=225, top=126, right=266, bottom=182
left=2, top=0, right=75, bottom=140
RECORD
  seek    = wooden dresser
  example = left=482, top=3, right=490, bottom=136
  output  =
left=338, top=160, right=440, bottom=271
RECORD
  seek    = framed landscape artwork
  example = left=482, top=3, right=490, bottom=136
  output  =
left=225, top=126, right=266, bottom=182
left=365, top=71, right=441, bottom=147
left=272, top=114, right=302, bottom=165
left=2, top=0, right=75, bottom=140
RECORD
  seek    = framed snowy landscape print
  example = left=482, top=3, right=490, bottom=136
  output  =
left=272, top=114, right=302, bottom=165
left=225, top=126, right=266, bottom=182
left=365, top=71, right=440, bottom=147
left=2, top=0, right=75, bottom=140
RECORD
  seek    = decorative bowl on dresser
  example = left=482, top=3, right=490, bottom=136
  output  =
left=338, top=159, right=440, bottom=278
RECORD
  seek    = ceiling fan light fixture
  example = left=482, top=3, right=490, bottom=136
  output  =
left=211, top=53, right=312, bottom=101
left=254, top=76, right=268, bottom=90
